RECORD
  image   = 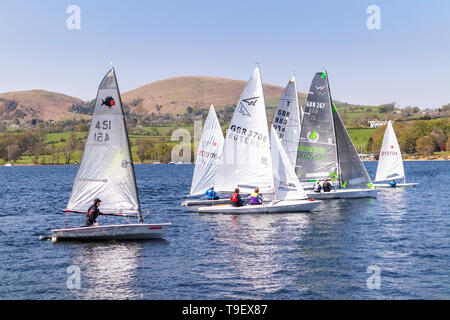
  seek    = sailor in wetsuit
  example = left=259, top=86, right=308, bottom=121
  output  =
left=322, top=178, right=332, bottom=192
left=85, top=198, right=102, bottom=227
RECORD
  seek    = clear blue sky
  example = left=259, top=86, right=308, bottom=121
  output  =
left=0, top=0, right=449, bottom=108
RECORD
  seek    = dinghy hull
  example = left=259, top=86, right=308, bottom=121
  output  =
left=51, top=223, right=171, bottom=242
left=198, top=199, right=321, bottom=214
left=181, top=198, right=232, bottom=206
left=374, top=183, right=419, bottom=188
left=307, top=188, right=377, bottom=199
left=181, top=197, right=250, bottom=206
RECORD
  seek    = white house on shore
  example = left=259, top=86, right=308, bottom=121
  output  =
left=368, top=120, right=388, bottom=128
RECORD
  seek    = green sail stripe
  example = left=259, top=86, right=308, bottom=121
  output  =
left=332, top=104, right=338, bottom=114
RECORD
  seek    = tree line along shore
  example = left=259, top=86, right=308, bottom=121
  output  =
left=0, top=106, right=449, bottom=165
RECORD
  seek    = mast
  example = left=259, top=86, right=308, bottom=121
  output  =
left=112, top=67, right=144, bottom=223
left=258, top=64, right=274, bottom=197
left=325, top=70, right=341, bottom=189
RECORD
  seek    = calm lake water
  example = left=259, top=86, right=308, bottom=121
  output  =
left=0, top=161, right=449, bottom=299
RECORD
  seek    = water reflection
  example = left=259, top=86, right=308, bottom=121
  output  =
left=62, top=242, right=144, bottom=299
left=200, top=213, right=311, bottom=297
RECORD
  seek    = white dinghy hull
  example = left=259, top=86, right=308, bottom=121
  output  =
left=181, top=197, right=251, bottom=206
left=181, top=198, right=231, bottom=206
left=307, top=188, right=377, bottom=199
left=198, top=199, right=321, bottom=214
left=51, top=223, right=171, bottom=242
left=374, top=183, right=419, bottom=188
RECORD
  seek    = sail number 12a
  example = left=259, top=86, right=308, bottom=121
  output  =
left=93, top=120, right=111, bottom=142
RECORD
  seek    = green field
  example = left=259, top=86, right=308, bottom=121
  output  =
left=0, top=125, right=379, bottom=165
left=347, top=128, right=377, bottom=153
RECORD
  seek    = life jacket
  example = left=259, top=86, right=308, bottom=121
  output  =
left=231, top=193, right=239, bottom=202
left=249, top=193, right=260, bottom=205
left=313, top=183, right=321, bottom=192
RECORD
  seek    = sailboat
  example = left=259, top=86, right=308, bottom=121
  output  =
left=51, top=68, right=171, bottom=241
left=199, top=67, right=321, bottom=214
left=181, top=104, right=229, bottom=206
left=4, top=145, right=12, bottom=167
left=154, top=151, right=160, bottom=164
left=272, top=76, right=302, bottom=168
left=296, top=71, right=377, bottom=199
left=374, top=121, right=419, bottom=188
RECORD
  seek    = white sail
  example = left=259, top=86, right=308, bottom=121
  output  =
left=66, top=68, right=140, bottom=214
left=214, top=67, right=273, bottom=194
left=272, top=76, right=301, bottom=168
left=270, top=127, right=307, bottom=200
left=189, top=105, right=224, bottom=195
left=375, top=121, right=405, bottom=182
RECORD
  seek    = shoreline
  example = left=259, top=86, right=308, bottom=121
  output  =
left=2, top=159, right=450, bottom=167
left=362, top=157, right=450, bottom=162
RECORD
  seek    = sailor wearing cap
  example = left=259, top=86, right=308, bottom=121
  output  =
left=85, top=198, right=102, bottom=227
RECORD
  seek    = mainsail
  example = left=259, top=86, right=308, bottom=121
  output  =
left=296, top=71, right=374, bottom=190
left=375, top=121, right=405, bottom=182
left=332, top=105, right=373, bottom=189
left=214, top=67, right=273, bottom=194
left=272, top=76, right=301, bottom=168
left=189, top=105, right=224, bottom=195
left=270, top=127, right=307, bottom=200
left=295, top=72, right=338, bottom=182
left=66, top=68, right=140, bottom=215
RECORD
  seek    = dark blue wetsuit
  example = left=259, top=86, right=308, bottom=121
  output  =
left=85, top=204, right=100, bottom=227
left=205, top=188, right=219, bottom=200
left=323, top=182, right=332, bottom=192
left=390, top=181, right=397, bottom=188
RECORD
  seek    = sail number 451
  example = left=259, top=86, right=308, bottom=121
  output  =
left=94, top=120, right=111, bottom=142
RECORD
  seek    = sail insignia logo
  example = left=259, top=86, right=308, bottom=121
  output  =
left=313, top=85, right=327, bottom=95
left=307, top=130, right=319, bottom=142
left=101, top=96, right=115, bottom=108
left=238, top=96, right=258, bottom=117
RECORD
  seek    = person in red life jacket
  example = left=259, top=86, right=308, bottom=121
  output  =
left=231, top=188, right=244, bottom=207
left=85, top=198, right=102, bottom=227
left=249, top=188, right=263, bottom=205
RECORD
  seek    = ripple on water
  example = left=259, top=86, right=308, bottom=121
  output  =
left=0, top=162, right=449, bottom=299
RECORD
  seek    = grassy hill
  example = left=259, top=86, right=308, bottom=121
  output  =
left=0, top=90, right=86, bottom=121
left=0, top=76, right=391, bottom=123
left=122, top=76, right=307, bottom=115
